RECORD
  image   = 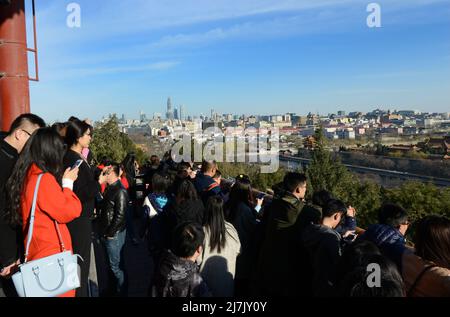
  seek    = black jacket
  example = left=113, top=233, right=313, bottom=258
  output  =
left=98, top=180, right=129, bottom=237
left=152, top=250, right=210, bottom=297
left=229, top=201, right=259, bottom=280
left=63, top=150, right=99, bottom=219
left=301, top=224, right=342, bottom=297
left=0, top=135, right=21, bottom=269
left=256, top=191, right=304, bottom=295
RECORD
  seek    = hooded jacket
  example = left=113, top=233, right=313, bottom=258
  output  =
left=152, top=250, right=211, bottom=297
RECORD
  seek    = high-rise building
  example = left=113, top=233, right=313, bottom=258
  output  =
left=166, top=97, right=174, bottom=120
left=179, top=105, right=186, bottom=122
left=140, top=111, right=147, bottom=122
left=174, top=106, right=179, bottom=120
left=121, top=114, right=126, bottom=124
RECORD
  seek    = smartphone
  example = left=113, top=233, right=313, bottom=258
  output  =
left=257, top=192, right=265, bottom=199
left=72, top=159, right=83, bottom=170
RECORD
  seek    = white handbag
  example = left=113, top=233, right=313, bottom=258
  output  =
left=12, top=173, right=81, bottom=297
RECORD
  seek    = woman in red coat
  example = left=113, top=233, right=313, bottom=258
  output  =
left=5, top=127, right=82, bottom=297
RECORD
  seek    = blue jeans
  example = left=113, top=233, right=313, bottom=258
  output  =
left=103, top=229, right=126, bottom=295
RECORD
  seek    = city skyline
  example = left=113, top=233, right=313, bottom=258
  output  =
left=27, top=0, right=450, bottom=122
left=106, top=102, right=448, bottom=123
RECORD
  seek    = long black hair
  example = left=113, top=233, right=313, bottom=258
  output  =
left=64, top=118, right=92, bottom=149
left=5, top=127, right=66, bottom=226
left=175, top=179, right=198, bottom=204
left=122, top=152, right=137, bottom=186
left=204, top=196, right=226, bottom=254
left=414, top=215, right=450, bottom=269
left=225, top=176, right=254, bottom=222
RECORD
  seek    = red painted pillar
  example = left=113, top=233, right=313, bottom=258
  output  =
left=0, top=0, right=30, bottom=131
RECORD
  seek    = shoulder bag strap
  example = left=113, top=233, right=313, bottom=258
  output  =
left=24, top=173, right=67, bottom=262
left=54, top=221, right=66, bottom=252
left=24, top=173, right=44, bottom=263
left=407, top=264, right=437, bottom=297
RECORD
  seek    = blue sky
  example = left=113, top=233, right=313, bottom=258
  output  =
left=25, top=0, right=450, bottom=122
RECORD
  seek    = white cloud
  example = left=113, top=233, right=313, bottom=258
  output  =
left=354, top=71, right=432, bottom=80
left=335, top=88, right=412, bottom=95
left=151, top=12, right=350, bottom=49
left=43, top=61, right=180, bottom=81
left=148, top=61, right=180, bottom=70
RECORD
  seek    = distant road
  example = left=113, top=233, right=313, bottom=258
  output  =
left=279, top=155, right=450, bottom=188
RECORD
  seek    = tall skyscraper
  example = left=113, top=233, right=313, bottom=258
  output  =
left=179, top=105, right=185, bottom=122
left=140, top=111, right=147, bottom=122
left=174, top=106, right=179, bottom=120
left=211, top=108, right=215, bottom=121
left=166, top=97, right=174, bottom=120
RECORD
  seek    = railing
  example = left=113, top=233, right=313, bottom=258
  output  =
left=280, top=155, right=450, bottom=187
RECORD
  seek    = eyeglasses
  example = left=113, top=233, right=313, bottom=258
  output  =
left=21, top=129, right=32, bottom=137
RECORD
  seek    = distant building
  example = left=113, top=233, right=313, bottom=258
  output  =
left=202, top=121, right=223, bottom=130
left=337, top=129, right=355, bottom=140
left=403, top=119, right=417, bottom=126
left=397, top=110, right=419, bottom=117
left=174, top=106, right=179, bottom=120
left=272, top=121, right=291, bottom=129
left=256, top=121, right=272, bottom=129
left=403, top=127, right=418, bottom=135
left=299, top=127, right=316, bottom=137
left=179, top=105, right=186, bottom=122
left=271, top=115, right=283, bottom=123
left=348, top=112, right=363, bottom=119
left=166, top=97, right=174, bottom=120
left=355, top=127, right=366, bottom=135
left=280, top=127, right=300, bottom=135
left=306, top=113, right=320, bottom=126
left=248, top=116, right=257, bottom=124
left=381, top=113, right=402, bottom=124
left=182, top=121, right=200, bottom=134
left=424, top=119, right=436, bottom=128
left=388, top=144, right=420, bottom=153
left=380, top=127, right=403, bottom=135
left=421, top=137, right=450, bottom=154
left=140, top=111, right=147, bottom=122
